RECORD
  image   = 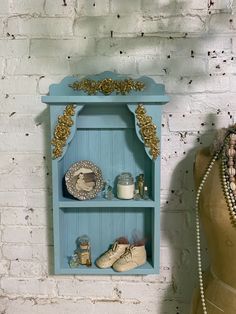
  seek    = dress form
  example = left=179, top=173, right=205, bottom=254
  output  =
left=191, top=147, right=236, bottom=314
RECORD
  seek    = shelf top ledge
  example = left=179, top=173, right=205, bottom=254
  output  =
left=41, top=71, right=169, bottom=105
left=41, top=95, right=169, bottom=104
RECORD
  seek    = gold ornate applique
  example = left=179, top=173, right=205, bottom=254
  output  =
left=69, top=78, right=145, bottom=95
left=51, top=104, right=76, bottom=159
left=135, top=104, right=160, bottom=160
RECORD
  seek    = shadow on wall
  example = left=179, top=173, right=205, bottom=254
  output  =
left=35, top=108, right=54, bottom=275
left=29, top=0, right=234, bottom=92
left=70, top=0, right=233, bottom=77
left=159, top=113, right=228, bottom=313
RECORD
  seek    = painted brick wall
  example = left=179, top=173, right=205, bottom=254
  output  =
left=0, top=1, right=236, bottom=313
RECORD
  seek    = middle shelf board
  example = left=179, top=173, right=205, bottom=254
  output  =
left=58, top=197, right=156, bottom=208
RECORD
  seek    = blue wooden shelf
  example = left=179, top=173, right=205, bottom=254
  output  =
left=42, top=72, right=168, bottom=275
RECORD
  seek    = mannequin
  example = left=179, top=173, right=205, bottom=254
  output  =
left=191, top=146, right=236, bottom=313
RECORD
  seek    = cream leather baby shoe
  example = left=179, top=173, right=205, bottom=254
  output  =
left=96, top=239, right=129, bottom=269
left=112, top=245, right=147, bottom=272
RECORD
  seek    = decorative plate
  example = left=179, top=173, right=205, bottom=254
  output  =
left=65, top=160, right=103, bottom=200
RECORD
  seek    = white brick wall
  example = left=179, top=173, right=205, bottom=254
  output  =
left=0, top=1, right=236, bottom=313
left=9, top=0, right=45, bottom=15
left=76, top=0, right=110, bottom=16
left=7, top=17, right=74, bottom=38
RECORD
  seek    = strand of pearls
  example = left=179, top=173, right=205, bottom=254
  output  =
left=195, top=152, right=219, bottom=314
left=222, top=155, right=236, bottom=221
left=222, top=134, right=236, bottom=221
left=195, top=129, right=236, bottom=313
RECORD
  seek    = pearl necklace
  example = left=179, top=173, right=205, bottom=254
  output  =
left=195, top=130, right=236, bottom=314
left=222, top=133, right=236, bottom=217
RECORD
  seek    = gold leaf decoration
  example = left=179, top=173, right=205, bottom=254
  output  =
left=51, top=104, right=76, bottom=159
left=135, top=104, right=160, bottom=160
left=69, top=78, right=145, bottom=95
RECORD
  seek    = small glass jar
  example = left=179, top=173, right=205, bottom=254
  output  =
left=77, top=235, right=92, bottom=267
left=117, top=172, right=134, bottom=199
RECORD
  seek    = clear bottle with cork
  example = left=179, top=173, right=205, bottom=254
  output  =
left=77, top=235, right=92, bottom=267
left=143, top=186, right=149, bottom=200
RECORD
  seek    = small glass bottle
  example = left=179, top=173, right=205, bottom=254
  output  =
left=106, top=186, right=114, bottom=200
left=69, top=253, right=79, bottom=268
left=77, top=235, right=92, bottom=267
left=133, top=188, right=141, bottom=200
left=137, top=174, right=145, bottom=198
left=117, top=172, right=134, bottom=199
left=143, top=186, right=149, bottom=200
left=104, top=180, right=114, bottom=200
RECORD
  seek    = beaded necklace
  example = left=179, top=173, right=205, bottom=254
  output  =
left=195, top=127, right=236, bottom=314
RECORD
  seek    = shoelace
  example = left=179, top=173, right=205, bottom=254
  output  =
left=120, top=245, right=134, bottom=261
left=106, top=241, right=118, bottom=257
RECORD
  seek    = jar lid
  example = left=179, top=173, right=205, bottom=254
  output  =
left=119, top=172, right=132, bottom=177
left=118, top=172, right=134, bottom=185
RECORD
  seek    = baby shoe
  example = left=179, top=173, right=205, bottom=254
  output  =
left=96, top=238, right=129, bottom=269
left=112, top=245, right=147, bottom=272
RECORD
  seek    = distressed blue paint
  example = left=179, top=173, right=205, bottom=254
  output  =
left=41, top=72, right=168, bottom=275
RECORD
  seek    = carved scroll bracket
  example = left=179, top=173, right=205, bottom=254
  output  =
left=51, top=104, right=76, bottom=159
left=135, top=104, right=160, bottom=160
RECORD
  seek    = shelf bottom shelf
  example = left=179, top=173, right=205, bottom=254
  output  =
left=57, top=259, right=156, bottom=275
